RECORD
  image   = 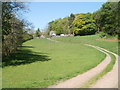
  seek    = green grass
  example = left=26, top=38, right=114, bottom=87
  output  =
left=52, top=34, right=119, bottom=55
left=3, top=38, right=105, bottom=88
left=81, top=51, right=116, bottom=88
left=52, top=35, right=118, bottom=88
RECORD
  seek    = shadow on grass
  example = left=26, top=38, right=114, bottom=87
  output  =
left=3, top=46, right=51, bottom=67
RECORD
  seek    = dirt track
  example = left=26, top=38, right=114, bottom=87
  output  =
left=47, top=38, right=118, bottom=88
left=91, top=46, right=118, bottom=88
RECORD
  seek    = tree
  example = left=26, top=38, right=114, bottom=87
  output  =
left=22, top=31, right=33, bottom=42
left=68, top=13, right=75, bottom=34
left=35, top=28, right=41, bottom=37
left=93, top=2, right=119, bottom=36
left=2, top=2, right=30, bottom=57
left=48, top=18, right=69, bottom=35
left=115, top=1, right=120, bottom=38
left=73, top=13, right=97, bottom=36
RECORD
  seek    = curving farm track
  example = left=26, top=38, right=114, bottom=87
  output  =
left=47, top=38, right=118, bottom=88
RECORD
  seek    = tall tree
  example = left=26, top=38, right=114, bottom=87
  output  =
left=48, top=18, right=68, bottom=35
left=93, top=2, right=119, bottom=36
left=2, top=2, right=29, bottom=57
left=73, top=13, right=97, bottom=36
left=35, top=28, right=41, bottom=37
left=68, top=13, right=75, bottom=34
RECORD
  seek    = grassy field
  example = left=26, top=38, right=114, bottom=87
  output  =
left=52, top=35, right=119, bottom=55
left=3, top=38, right=105, bottom=88
left=51, top=34, right=118, bottom=88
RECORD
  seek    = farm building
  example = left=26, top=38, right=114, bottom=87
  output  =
left=49, top=31, right=56, bottom=37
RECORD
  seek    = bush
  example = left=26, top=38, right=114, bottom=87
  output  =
left=22, top=33, right=33, bottom=42
left=98, top=32, right=109, bottom=38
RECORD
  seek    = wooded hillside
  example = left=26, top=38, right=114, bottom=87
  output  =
left=47, top=2, right=120, bottom=36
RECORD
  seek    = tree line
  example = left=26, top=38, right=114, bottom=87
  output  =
left=47, top=2, right=120, bottom=37
left=2, top=2, right=33, bottom=58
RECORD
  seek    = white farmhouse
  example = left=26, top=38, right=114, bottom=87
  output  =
left=60, top=34, right=65, bottom=37
left=49, top=31, right=56, bottom=37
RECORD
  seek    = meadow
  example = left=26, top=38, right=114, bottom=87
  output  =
left=3, top=38, right=105, bottom=88
left=52, top=35, right=119, bottom=55
left=52, top=35, right=118, bottom=87
left=2, top=1, right=119, bottom=89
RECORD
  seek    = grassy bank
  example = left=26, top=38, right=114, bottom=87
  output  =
left=3, top=38, right=105, bottom=88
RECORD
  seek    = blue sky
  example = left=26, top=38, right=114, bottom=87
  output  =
left=24, top=2, right=106, bottom=31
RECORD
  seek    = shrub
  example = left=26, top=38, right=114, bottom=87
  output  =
left=98, top=32, right=109, bottom=38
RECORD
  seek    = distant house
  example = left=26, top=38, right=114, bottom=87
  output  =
left=60, top=34, right=65, bottom=37
left=60, top=34, right=74, bottom=37
left=49, top=31, right=56, bottom=37
left=40, top=35, right=45, bottom=38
